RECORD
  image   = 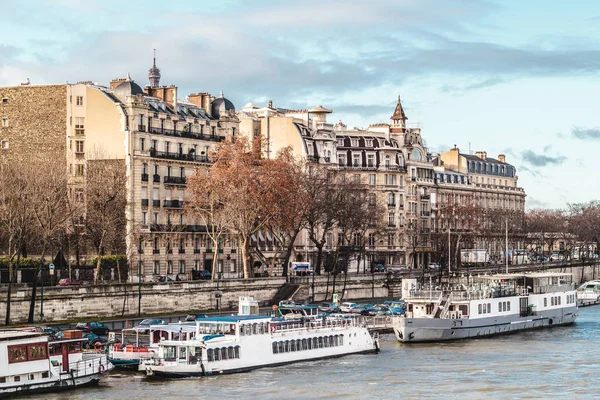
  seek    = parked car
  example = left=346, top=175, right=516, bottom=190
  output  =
left=388, top=301, right=407, bottom=315
left=137, top=318, right=165, bottom=333
left=84, top=333, right=108, bottom=348
left=318, top=302, right=340, bottom=313
left=191, top=270, right=212, bottom=280
left=339, top=302, right=358, bottom=313
left=74, top=321, right=110, bottom=336
left=153, top=275, right=175, bottom=283
left=550, top=252, right=562, bottom=262
left=278, top=299, right=296, bottom=307
left=360, top=305, right=379, bottom=316
left=371, top=264, right=387, bottom=273
left=352, top=304, right=373, bottom=314
left=58, top=278, right=83, bottom=286
left=428, top=263, right=441, bottom=270
left=185, top=314, right=208, bottom=322
left=255, top=270, right=270, bottom=277
left=40, top=326, right=61, bottom=339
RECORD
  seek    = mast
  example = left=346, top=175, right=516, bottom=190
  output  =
left=505, top=217, right=508, bottom=274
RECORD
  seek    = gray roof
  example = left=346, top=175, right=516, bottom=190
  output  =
left=461, top=153, right=504, bottom=164
left=211, top=95, right=235, bottom=119
left=114, top=80, right=144, bottom=99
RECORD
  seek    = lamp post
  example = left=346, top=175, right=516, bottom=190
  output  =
left=138, top=260, right=142, bottom=317
left=216, top=237, right=222, bottom=313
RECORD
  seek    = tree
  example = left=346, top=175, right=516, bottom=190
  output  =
left=85, top=159, right=127, bottom=284
left=568, top=201, right=600, bottom=263
left=0, top=155, right=34, bottom=325
left=524, top=208, right=568, bottom=262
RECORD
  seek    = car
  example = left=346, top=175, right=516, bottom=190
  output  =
left=137, top=318, right=165, bottom=333
left=255, top=271, right=270, bottom=277
left=550, top=253, right=562, bottom=262
left=318, top=302, right=340, bottom=313
left=352, top=304, right=373, bottom=314
left=278, top=299, right=296, bottom=307
left=153, top=275, right=175, bottom=283
left=428, top=263, right=441, bottom=270
left=84, top=333, right=107, bottom=348
left=58, top=278, right=83, bottom=286
left=74, top=321, right=110, bottom=336
left=185, top=314, right=208, bottom=322
left=339, top=302, right=358, bottom=313
left=191, top=270, right=212, bottom=280
left=360, top=305, right=379, bottom=316
left=371, top=264, right=387, bottom=273
left=388, top=301, right=407, bottom=315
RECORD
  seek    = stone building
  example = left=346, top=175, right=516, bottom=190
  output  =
left=0, top=58, right=242, bottom=282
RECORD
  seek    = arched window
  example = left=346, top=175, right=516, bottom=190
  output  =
left=213, top=348, right=220, bottom=361
left=227, top=347, right=234, bottom=359
left=272, top=342, right=278, bottom=354
left=207, top=348, right=214, bottom=362
left=221, top=348, right=228, bottom=360
left=278, top=342, right=284, bottom=353
left=234, top=346, right=240, bottom=359
left=385, top=155, right=391, bottom=166
left=388, top=193, right=395, bottom=206
left=411, top=148, right=422, bottom=162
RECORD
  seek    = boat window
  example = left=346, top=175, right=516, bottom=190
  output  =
left=189, top=347, right=201, bottom=364
left=551, top=297, right=554, bottom=306
left=0, top=377, right=5, bottom=383
left=179, top=347, right=187, bottom=360
left=507, top=302, right=510, bottom=311
left=478, top=304, right=482, bottom=314
left=558, top=296, right=561, bottom=305
left=290, top=340, right=296, bottom=352
left=69, top=342, right=82, bottom=353
left=207, top=348, right=214, bottom=362
left=544, top=298, right=547, bottom=307
left=234, top=346, right=240, bottom=359
left=164, top=346, right=177, bottom=362
left=272, top=342, right=278, bottom=354
left=14, top=376, right=20, bottom=382
left=302, top=338, right=307, bottom=350
left=278, top=342, right=284, bottom=353
left=313, top=337, right=318, bottom=349
left=227, top=347, right=234, bottom=359
left=487, top=303, right=491, bottom=314
left=49, top=343, right=61, bottom=356
left=498, top=303, right=502, bottom=312
left=252, top=324, right=258, bottom=335
left=339, top=335, right=344, bottom=346
left=214, top=348, right=221, bottom=361
left=329, top=336, right=335, bottom=347
left=41, top=371, right=49, bottom=379
left=221, top=348, right=228, bottom=360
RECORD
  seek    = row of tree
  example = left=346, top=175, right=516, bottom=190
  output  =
left=0, top=153, right=125, bottom=324
left=185, top=137, right=386, bottom=282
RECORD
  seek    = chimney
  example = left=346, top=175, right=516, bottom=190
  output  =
left=475, top=151, right=486, bottom=160
left=498, top=154, right=505, bottom=163
left=110, top=77, right=127, bottom=90
left=146, top=86, right=178, bottom=108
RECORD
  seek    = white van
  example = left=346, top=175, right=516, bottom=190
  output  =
left=339, top=302, right=358, bottom=313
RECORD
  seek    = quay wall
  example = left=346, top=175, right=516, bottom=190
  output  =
left=0, top=275, right=390, bottom=325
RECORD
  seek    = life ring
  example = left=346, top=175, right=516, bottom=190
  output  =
left=98, top=364, right=105, bottom=374
left=94, top=342, right=104, bottom=353
left=385, top=316, right=392, bottom=323
left=270, top=325, right=277, bottom=334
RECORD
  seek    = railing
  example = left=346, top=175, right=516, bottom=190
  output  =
left=379, top=165, right=408, bottom=173
left=152, top=200, right=160, bottom=207
left=407, top=290, right=443, bottom=300
left=138, top=125, right=146, bottom=132
left=273, top=317, right=359, bottom=333
left=387, top=203, right=396, bottom=208
left=153, top=174, right=160, bottom=183
left=141, top=173, right=149, bottom=182
left=141, top=199, right=149, bottom=207
left=439, top=293, right=453, bottom=318
left=164, top=176, right=186, bottom=185
left=163, top=200, right=184, bottom=208
left=149, top=150, right=211, bottom=163
left=153, top=249, right=160, bottom=254
left=147, top=126, right=225, bottom=142
left=430, top=292, right=444, bottom=318
left=65, top=354, right=107, bottom=379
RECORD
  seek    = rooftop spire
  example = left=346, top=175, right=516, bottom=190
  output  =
left=148, top=48, right=161, bottom=88
left=390, top=95, right=407, bottom=124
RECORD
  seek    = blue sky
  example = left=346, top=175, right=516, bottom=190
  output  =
left=1, top=0, right=599, bottom=209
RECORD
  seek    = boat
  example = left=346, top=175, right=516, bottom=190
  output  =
left=576, top=280, right=600, bottom=305
left=108, top=325, right=196, bottom=369
left=140, top=308, right=379, bottom=377
left=0, top=329, right=113, bottom=398
left=393, top=272, right=578, bottom=342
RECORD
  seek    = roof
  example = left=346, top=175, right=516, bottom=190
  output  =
left=461, top=153, right=504, bottom=164
left=150, top=324, right=197, bottom=333
left=309, top=105, right=332, bottom=113
left=0, top=331, right=44, bottom=341
left=390, top=96, right=407, bottom=121
left=114, top=78, right=144, bottom=99
left=479, top=272, right=572, bottom=280
left=198, top=315, right=270, bottom=323
left=211, top=91, right=235, bottom=119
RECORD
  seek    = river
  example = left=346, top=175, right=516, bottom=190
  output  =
left=38, top=306, right=600, bottom=400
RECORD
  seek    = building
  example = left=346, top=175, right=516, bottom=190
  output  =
left=1, top=57, right=242, bottom=282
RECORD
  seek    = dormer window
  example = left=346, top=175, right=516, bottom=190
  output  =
left=365, top=139, right=373, bottom=147
left=337, top=138, right=344, bottom=146
left=351, top=138, right=359, bottom=147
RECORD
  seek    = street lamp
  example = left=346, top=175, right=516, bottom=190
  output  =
left=138, top=260, right=143, bottom=316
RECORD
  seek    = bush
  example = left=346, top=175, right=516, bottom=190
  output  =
left=0, top=258, right=39, bottom=269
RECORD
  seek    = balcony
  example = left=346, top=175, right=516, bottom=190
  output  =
left=152, top=249, right=160, bottom=255
left=147, top=126, right=226, bottom=142
left=387, top=203, right=396, bottom=208
left=141, top=173, right=149, bottom=182
left=153, top=174, right=160, bottom=183
left=141, top=199, right=149, bottom=207
left=421, top=211, right=431, bottom=217
left=379, top=165, right=408, bottom=173
left=388, top=223, right=396, bottom=228
left=152, top=199, right=160, bottom=207
left=164, top=176, right=186, bottom=185
left=138, top=125, right=146, bottom=132
left=178, top=248, right=185, bottom=254
left=421, top=194, right=431, bottom=200
left=163, top=199, right=184, bottom=209
left=194, top=249, right=201, bottom=254
left=149, top=149, right=211, bottom=163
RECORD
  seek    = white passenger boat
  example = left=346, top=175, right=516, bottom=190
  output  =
left=576, top=280, right=600, bottom=305
left=0, top=330, right=113, bottom=398
left=393, top=272, right=578, bottom=342
left=140, top=310, right=379, bottom=377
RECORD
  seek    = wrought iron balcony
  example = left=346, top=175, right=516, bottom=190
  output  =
left=138, top=125, right=146, bottom=132
left=163, top=199, right=184, bottom=209
left=141, top=173, right=149, bottom=182
left=153, top=174, right=160, bottom=183
left=141, top=199, right=149, bottom=207
left=163, top=176, right=186, bottom=185
left=147, top=126, right=225, bottom=142
left=152, top=199, right=160, bottom=207
left=149, top=149, right=212, bottom=163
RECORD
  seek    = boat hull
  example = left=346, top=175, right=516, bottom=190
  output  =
left=393, top=306, right=578, bottom=342
left=144, top=348, right=378, bottom=378
left=0, top=373, right=102, bottom=399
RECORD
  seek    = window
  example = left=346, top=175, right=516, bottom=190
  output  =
left=167, top=260, right=173, bottom=274
left=76, top=96, right=83, bottom=106
left=75, top=117, right=85, bottom=135
left=506, top=302, right=510, bottom=311
left=368, top=174, right=376, bottom=185
left=179, top=260, right=185, bottom=274
left=551, top=297, right=554, bottom=306
left=75, top=140, right=84, bottom=153
left=388, top=212, right=395, bottom=226
left=337, top=138, right=344, bottom=146
left=502, top=302, right=507, bottom=312
left=365, top=139, right=373, bottom=147
left=388, top=193, right=395, bottom=206
left=478, top=304, right=482, bottom=314
left=352, top=154, right=360, bottom=166
left=76, top=164, right=84, bottom=176
left=153, top=260, right=160, bottom=275
left=338, top=154, right=346, bottom=165
left=387, top=232, right=394, bottom=246
left=544, top=298, right=547, bottom=307
left=140, top=138, right=145, bottom=151
left=487, top=303, right=491, bottom=313
left=1, top=140, right=8, bottom=149
left=498, top=302, right=502, bottom=312
left=367, top=154, right=375, bottom=167
left=354, top=174, right=360, bottom=184
left=75, top=189, right=84, bottom=203
left=351, top=138, right=359, bottom=147
left=368, top=233, right=375, bottom=247
left=1, top=117, right=8, bottom=127
left=1, top=97, right=7, bottom=103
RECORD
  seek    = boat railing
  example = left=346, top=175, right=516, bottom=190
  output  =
left=274, top=318, right=358, bottom=333
left=430, top=292, right=444, bottom=317
left=407, top=290, right=443, bottom=300
left=531, top=283, right=574, bottom=294
left=66, top=354, right=107, bottom=378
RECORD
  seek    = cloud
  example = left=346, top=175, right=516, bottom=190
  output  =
left=572, top=126, right=600, bottom=140
left=526, top=196, right=550, bottom=209
left=521, top=150, right=567, bottom=167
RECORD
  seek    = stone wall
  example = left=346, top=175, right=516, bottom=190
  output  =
left=0, top=84, right=67, bottom=157
left=0, top=274, right=391, bottom=324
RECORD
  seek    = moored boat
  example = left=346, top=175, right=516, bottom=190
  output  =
left=140, top=312, right=379, bottom=378
left=0, top=329, right=113, bottom=398
left=393, top=272, right=578, bottom=342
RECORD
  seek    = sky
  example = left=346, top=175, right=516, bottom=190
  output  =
left=1, top=0, right=599, bottom=210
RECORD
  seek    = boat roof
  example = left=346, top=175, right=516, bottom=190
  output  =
left=198, top=315, right=270, bottom=323
left=0, top=331, right=44, bottom=341
left=479, top=272, right=572, bottom=280
left=150, top=325, right=197, bottom=333
left=280, top=305, right=318, bottom=310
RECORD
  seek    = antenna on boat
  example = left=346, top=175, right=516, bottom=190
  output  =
left=505, top=216, right=509, bottom=274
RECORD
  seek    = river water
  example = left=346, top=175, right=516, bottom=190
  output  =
left=39, top=306, right=600, bottom=400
